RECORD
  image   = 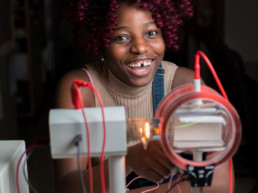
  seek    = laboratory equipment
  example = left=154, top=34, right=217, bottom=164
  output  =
left=0, top=140, right=29, bottom=193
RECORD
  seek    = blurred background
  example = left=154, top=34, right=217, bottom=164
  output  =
left=0, top=0, right=257, bottom=192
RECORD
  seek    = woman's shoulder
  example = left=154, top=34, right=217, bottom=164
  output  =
left=161, top=60, right=194, bottom=87
left=84, top=61, right=105, bottom=73
left=172, top=65, right=205, bottom=89
left=59, top=68, right=90, bottom=86
left=161, top=60, right=177, bottom=69
left=60, top=61, right=101, bottom=83
left=172, top=65, right=195, bottom=89
left=55, top=63, right=96, bottom=108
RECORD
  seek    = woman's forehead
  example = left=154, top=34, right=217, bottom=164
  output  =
left=116, top=3, right=154, bottom=26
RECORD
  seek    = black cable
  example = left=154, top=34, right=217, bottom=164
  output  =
left=75, top=134, right=87, bottom=193
left=166, top=175, right=191, bottom=193
left=22, top=146, right=39, bottom=193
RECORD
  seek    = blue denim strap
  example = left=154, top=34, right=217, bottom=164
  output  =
left=126, top=64, right=166, bottom=189
left=152, top=64, right=165, bottom=116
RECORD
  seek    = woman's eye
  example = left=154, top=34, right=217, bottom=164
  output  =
left=113, top=35, right=129, bottom=42
left=147, top=30, right=158, bottom=37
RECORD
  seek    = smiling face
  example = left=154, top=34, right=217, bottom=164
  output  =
left=104, top=3, right=165, bottom=87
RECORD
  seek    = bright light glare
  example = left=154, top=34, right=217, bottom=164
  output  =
left=139, top=127, right=143, bottom=134
left=145, top=122, right=150, bottom=139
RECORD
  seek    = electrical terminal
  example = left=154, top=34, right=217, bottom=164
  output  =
left=74, top=134, right=82, bottom=147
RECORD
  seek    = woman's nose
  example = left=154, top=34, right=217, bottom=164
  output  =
left=130, top=37, right=149, bottom=54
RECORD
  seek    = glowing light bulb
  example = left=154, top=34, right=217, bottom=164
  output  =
left=141, top=122, right=151, bottom=149
left=127, top=118, right=161, bottom=149
left=145, top=122, right=150, bottom=139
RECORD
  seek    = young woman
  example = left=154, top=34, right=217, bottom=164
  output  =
left=54, top=0, right=231, bottom=192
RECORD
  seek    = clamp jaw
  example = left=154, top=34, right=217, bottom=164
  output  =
left=187, top=164, right=215, bottom=187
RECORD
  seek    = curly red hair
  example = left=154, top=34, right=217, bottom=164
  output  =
left=60, top=0, right=193, bottom=54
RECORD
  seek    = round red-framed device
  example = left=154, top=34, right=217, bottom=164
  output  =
left=155, top=84, right=242, bottom=170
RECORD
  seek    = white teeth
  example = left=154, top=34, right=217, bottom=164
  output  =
left=143, top=61, right=151, bottom=66
left=128, top=60, right=152, bottom=68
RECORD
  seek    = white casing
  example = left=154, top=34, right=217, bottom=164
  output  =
left=49, top=106, right=127, bottom=193
left=0, top=140, right=29, bottom=193
left=49, top=106, right=127, bottom=158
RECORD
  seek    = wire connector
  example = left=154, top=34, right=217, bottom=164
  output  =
left=74, top=134, right=82, bottom=147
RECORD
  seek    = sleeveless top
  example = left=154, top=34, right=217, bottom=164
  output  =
left=84, top=60, right=179, bottom=189
left=85, top=60, right=178, bottom=118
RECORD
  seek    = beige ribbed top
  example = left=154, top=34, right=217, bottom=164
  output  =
left=85, top=61, right=178, bottom=119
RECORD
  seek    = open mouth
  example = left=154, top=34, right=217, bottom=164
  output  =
left=127, top=59, right=153, bottom=68
left=125, top=59, right=155, bottom=77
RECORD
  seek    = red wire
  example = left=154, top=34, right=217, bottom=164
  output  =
left=73, top=80, right=107, bottom=193
left=16, top=144, right=38, bottom=193
left=73, top=83, right=94, bottom=193
left=194, top=53, right=201, bottom=79
left=176, top=172, right=183, bottom=193
left=141, top=182, right=160, bottom=193
left=167, top=174, right=174, bottom=193
left=195, top=50, right=233, bottom=193
left=195, top=51, right=229, bottom=101
left=87, top=84, right=107, bottom=193
left=229, top=158, right=233, bottom=193
left=126, top=176, right=142, bottom=188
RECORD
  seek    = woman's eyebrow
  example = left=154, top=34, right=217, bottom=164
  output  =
left=114, top=21, right=156, bottom=31
left=114, top=26, right=129, bottom=31
left=143, top=21, right=155, bottom=26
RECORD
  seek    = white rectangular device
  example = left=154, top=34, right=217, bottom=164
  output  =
left=49, top=106, right=128, bottom=193
left=49, top=106, right=127, bottom=158
left=0, top=140, right=29, bottom=193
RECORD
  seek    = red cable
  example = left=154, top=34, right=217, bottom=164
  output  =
left=195, top=50, right=233, bottom=193
left=72, top=80, right=107, bottom=193
left=126, top=176, right=142, bottom=188
left=229, top=158, right=233, bottom=193
left=72, top=82, right=94, bottom=193
left=90, top=86, right=107, bottom=193
left=167, top=174, right=174, bottom=193
left=195, top=50, right=229, bottom=101
left=16, top=144, right=38, bottom=193
left=141, top=182, right=160, bottom=193
left=176, top=172, right=183, bottom=193
left=194, top=53, right=201, bottom=79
